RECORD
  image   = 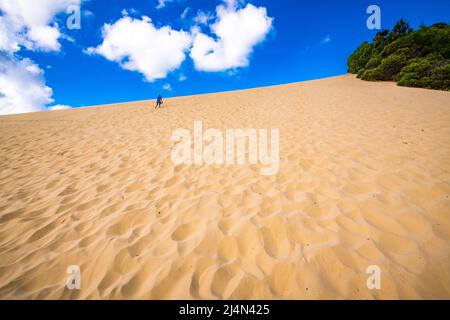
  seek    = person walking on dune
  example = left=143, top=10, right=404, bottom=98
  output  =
left=155, top=94, right=163, bottom=109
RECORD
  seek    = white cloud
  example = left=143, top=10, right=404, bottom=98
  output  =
left=0, top=54, right=54, bottom=115
left=27, top=25, right=62, bottom=51
left=48, top=104, right=72, bottom=110
left=180, top=7, right=190, bottom=19
left=0, top=0, right=78, bottom=115
left=222, top=0, right=243, bottom=11
left=0, top=16, right=20, bottom=52
left=193, top=10, right=214, bottom=25
left=156, top=0, right=173, bottom=10
left=162, top=83, right=172, bottom=91
left=320, top=35, right=331, bottom=45
left=87, top=16, right=192, bottom=82
left=83, top=10, right=94, bottom=17
left=190, top=0, right=273, bottom=72
left=121, top=8, right=138, bottom=17
left=0, top=0, right=81, bottom=52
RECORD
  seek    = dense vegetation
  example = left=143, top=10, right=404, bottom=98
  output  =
left=348, top=20, right=450, bottom=91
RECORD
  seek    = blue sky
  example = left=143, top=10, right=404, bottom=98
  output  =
left=1, top=0, right=449, bottom=114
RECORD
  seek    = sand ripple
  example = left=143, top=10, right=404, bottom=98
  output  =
left=0, top=75, right=449, bottom=299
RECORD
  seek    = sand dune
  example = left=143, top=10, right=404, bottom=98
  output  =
left=0, top=75, right=449, bottom=299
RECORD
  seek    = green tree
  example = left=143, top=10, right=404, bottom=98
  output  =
left=387, top=19, right=413, bottom=43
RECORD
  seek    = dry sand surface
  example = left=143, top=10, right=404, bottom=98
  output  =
left=0, top=74, right=450, bottom=299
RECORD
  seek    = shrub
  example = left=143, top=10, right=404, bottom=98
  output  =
left=377, top=54, right=408, bottom=80
left=365, top=55, right=383, bottom=69
left=348, top=42, right=372, bottom=73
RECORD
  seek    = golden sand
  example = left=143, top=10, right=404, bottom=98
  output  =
left=0, top=75, right=449, bottom=299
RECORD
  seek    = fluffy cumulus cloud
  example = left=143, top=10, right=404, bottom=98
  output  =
left=0, top=0, right=81, bottom=52
left=190, top=0, right=273, bottom=72
left=0, top=16, right=19, bottom=52
left=0, top=55, right=54, bottom=115
left=89, top=1, right=272, bottom=79
left=0, top=0, right=78, bottom=115
left=87, top=16, right=192, bottom=82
